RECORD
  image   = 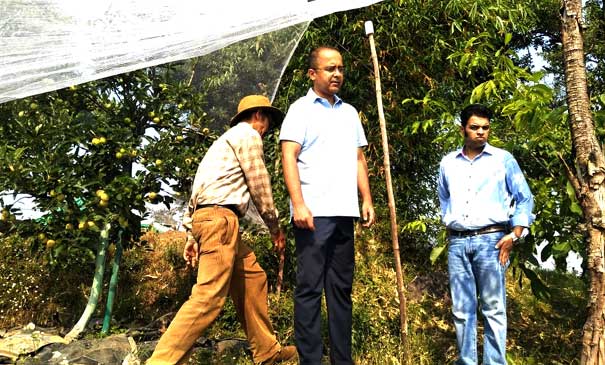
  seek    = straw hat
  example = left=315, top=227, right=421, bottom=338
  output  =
left=229, top=95, right=284, bottom=128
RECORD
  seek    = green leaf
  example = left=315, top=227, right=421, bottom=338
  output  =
left=570, top=202, right=583, bottom=216
left=552, top=241, right=571, bottom=254
left=430, top=243, right=447, bottom=264
left=565, top=180, right=576, bottom=200
left=504, top=33, right=512, bottom=45
left=519, top=263, right=551, bottom=301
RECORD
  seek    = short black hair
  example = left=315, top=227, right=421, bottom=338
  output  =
left=238, top=108, right=273, bottom=125
left=308, top=46, right=340, bottom=69
left=460, top=104, right=493, bottom=127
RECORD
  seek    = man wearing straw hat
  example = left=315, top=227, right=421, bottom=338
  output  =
left=280, top=46, right=375, bottom=364
left=146, top=95, right=297, bottom=365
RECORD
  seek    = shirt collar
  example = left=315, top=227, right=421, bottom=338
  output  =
left=456, top=142, right=494, bottom=159
left=233, top=121, right=258, bottom=135
left=306, top=88, right=342, bottom=108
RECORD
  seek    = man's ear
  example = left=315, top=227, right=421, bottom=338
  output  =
left=252, top=110, right=263, bottom=122
left=252, top=110, right=270, bottom=127
left=308, top=68, right=316, bottom=81
left=459, top=125, right=465, bottom=137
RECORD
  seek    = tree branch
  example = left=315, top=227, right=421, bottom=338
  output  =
left=558, top=151, right=581, bottom=194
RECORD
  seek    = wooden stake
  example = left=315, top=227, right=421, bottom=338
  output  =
left=365, top=20, right=409, bottom=354
left=276, top=248, right=285, bottom=298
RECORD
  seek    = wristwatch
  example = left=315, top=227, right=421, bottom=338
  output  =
left=509, top=232, right=519, bottom=243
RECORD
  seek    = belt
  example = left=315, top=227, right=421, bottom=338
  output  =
left=196, top=204, right=239, bottom=216
left=447, top=224, right=508, bottom=238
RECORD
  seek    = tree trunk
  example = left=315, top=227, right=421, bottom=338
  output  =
left=64, top=223, right=111, bottom=342
left=102, top=231, right=124, bottom=335
left=560, top=1, right=605, bottom=364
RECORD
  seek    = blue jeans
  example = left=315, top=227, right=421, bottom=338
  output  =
left=448, top=232, right=508, bottom=365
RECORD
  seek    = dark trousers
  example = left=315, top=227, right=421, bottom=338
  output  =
left=293, top=217, right=355, bottom=365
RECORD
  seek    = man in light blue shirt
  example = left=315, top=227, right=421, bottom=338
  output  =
left=437, top=104, right=534, bottom=365
left=280, top=46, right=375, bottom=365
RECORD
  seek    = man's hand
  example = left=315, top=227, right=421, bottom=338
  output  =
left=360, top=201, right=375, bottom=228
left=293, top=204, right=315, bottom=231
left=271, top=229, right=286, bottom=254
left=495, top=233, right=514, bottom=266
left=183, top=235, right=200, bottom=268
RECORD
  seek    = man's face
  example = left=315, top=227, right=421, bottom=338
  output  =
left=461, top=115, right=490, bottom=149
left=308, top=49, right=344, bottom=99
left=251, top=112, right=270, bottom=138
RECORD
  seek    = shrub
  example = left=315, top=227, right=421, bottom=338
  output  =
left=0, top=234, right=90, bottom=329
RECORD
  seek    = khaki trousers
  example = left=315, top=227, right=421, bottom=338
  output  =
left=147, top=206, right=281, bottom=365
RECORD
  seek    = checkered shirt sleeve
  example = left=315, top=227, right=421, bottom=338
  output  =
left=234, top=133, right=280, bottom=235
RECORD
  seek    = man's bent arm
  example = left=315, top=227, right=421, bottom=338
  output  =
left=281, top=140, right=314, bottom=230
left=235, top=135, right=280, bottom=235
left=357, top=148, right=375, bottom=227
left=505, top=157, right=534, bottom=228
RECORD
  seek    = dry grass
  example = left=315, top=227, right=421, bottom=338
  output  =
left=0, top=231, right=194, bottom=332
left=113, top=230, right=195, bottom=327
left=0, top=235, right=90, bottom=330
left=0, top=231, right=587, bottom=364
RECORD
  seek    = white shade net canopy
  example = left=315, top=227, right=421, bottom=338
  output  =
left=0, top=0, right=381, bottom=104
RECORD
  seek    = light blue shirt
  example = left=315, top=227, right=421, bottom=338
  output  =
left=279, top=88, right=367, bottom=217
left=437, top=143, right=534, bottom=231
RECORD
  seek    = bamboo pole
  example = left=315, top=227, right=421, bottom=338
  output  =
left=364, top=20, right=409, bottom=352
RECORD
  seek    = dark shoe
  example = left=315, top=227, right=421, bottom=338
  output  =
left=261, top=345, right=298, bottom=364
